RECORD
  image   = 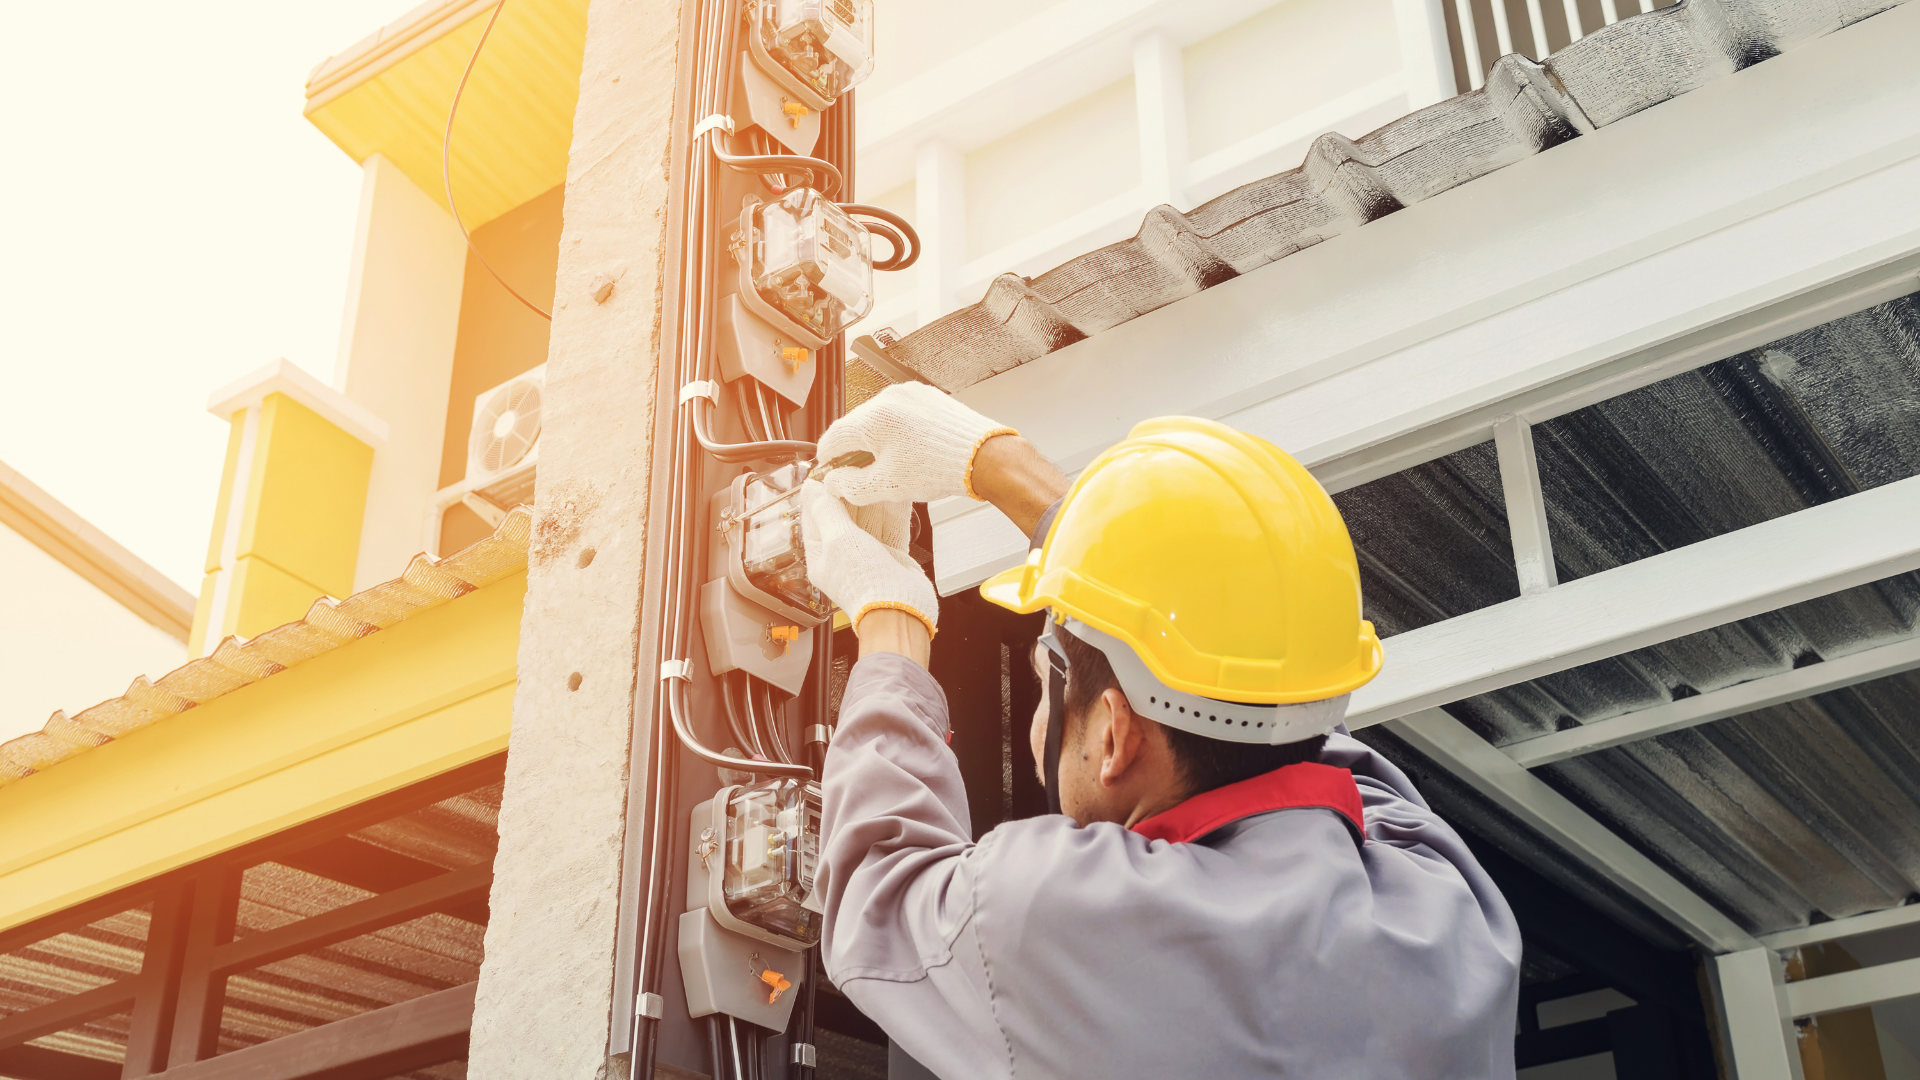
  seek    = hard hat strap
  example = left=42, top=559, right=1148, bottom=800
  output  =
left=1038, top=617, right=1070, bottom=815
left=1062, top=619, right=1348, bottom=745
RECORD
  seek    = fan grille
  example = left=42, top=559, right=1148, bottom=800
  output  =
left=471, top=379, right=543, bottom=476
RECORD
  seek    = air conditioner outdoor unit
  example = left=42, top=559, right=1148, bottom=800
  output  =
left=465, top=364, right=544, bottom=513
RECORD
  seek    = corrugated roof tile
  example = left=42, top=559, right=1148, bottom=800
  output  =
left=868, top=0, right=1908, bottom=396
left=0, top=506, right=534, bottom=789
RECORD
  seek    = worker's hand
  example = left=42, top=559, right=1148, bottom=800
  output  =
left=799, top=480, right=938, bottom=637
left=814, top=383, right=1017, bottom=505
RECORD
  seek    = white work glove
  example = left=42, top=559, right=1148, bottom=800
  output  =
left=815, top=383, right=1017, bottom=506
left=799, top=480, right=938, bottom=634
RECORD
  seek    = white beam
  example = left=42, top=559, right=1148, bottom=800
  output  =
left=1785, top=956, right=1920, bottom=1019
left=1505, top=634, right=1920, bottom=768
left=915, top=141, right=967, bottom=326
left=1493, top=414, right=1557, bottom=596
left=1761, top=902, right=1920, bottom=952
left=1344, top=473, right=1920, bottom=729
left=1387, top=707, right=1756, bottom=951
left=1133, top=32, right=1190, bottom=212
left=1715, top=948, right=1801, bottom=1080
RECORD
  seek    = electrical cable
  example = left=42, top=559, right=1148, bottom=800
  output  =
left=729, top=1017, right=748, bottom=1080
left=753, top=384, right=778, bottom=447
left=721, top=672, right=761, bottom=761
left=759, top=679, right=796, bottom=766
left=671, top=678, right=810, bottom=778
left=712, top=130, right=844, bottom=199
left=836, top=203, right=921, bottom=271
left=443, top=0, right=555, bottom=322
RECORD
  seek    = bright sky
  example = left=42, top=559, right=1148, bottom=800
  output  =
left=0, top=0, right=419, bottom=592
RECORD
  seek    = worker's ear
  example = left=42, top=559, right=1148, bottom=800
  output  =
left=1097, top=687, right=1148, bottom=787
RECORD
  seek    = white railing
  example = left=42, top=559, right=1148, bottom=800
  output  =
left=1450, top=0, right=1679, bottom=90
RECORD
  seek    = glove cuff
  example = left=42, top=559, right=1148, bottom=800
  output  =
left=853, top=600, right=939, bottom=637
left=961, top=426, right=1020, bottom=501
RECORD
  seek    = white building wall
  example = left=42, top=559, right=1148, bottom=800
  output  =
left=0, top=523, right=185, bottom=743
left=850, top=0, right=1435, bottom=339
left=333, top=154, right=469, bottom=592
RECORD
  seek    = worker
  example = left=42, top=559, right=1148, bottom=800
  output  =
left=797, top=383, right=1522, bottom=1078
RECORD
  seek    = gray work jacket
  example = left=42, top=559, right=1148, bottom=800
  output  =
left=818, top=652, right=1523, bottom=1079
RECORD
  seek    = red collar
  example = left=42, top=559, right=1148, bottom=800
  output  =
left=1131, top=762, right=1365, bottom=846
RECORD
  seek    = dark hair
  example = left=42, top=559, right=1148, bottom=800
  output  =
left=1059, top=628, right=1327, bottom=794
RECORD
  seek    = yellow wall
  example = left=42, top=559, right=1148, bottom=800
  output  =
left=0, top=571, right=524, bottom=933
left=190, top=392, right=375, bottom=654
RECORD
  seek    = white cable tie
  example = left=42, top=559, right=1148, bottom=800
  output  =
left=636, top=991, right=665, bottom=1020
left=791, top=1042, right=817, bottom=1067
left=660, top=659, right=692, bottom=681
left=693, top=113, right=736, bottom=140
left=678, top=380, right=718, bottom=406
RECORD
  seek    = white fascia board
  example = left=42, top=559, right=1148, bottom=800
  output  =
left=933, top=6, right=1920, bottom=595
left=1345, top=474, right=1920, bottom=728
left=856, top=0, right=1285, bottom=194
left=207, top=358, right=391, bottom=448
left=1760, top=902, right=1920, bottom=953
left=1784, top=956, right=1920, bottom=1019
left=1387, top=707, right=1757, bottom=952
left=1505, top=634, right=1920, bottom=768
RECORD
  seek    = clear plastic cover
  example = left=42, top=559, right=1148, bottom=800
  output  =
left=722, top=778, right=823, bottom=947
left=753, top=188, right=874, bottom=341
left=738, top=467, right=835, bottom=622
left=758, top=0, right=876, bottom=102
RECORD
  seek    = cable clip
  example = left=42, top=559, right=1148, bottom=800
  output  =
left=792, top=1043, right=817, bottom=1067
left=805, top=724, right=834, bottom=746
left=693, top=113, right=735, bottom=140
left=636, top=991, right=665, bottom=1021
left=660, top=659, right=692, bottom=681
left=678, top=380, right=718, bottom=406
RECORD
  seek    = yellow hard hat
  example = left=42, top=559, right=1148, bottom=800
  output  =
left=980, top=417, right=1381, bottom=704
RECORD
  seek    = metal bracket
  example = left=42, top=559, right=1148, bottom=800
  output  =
left=679, top=380, right=719, bottom=406
left=661, top=659, right=693, bottom=681
left=635, top=991, right=665, bottom=1020
left=791, top=1042, right=817, bottom=1067
left=693, top=113, right=736, bottom=140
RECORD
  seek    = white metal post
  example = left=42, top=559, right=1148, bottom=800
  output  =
left=1391, top=0, right=1460, bottom=107
left=1493, top=414, right=1558, bottom=596
left=1132, top=31, right=1191, bottom=212
left=915, top=140, right=967, bottom=325
left=1454, top=0, right=1486, bottom=90
left=1524, top=0, right=1551, bottom=58
left=1714, top=948, right=1802, bottom=1080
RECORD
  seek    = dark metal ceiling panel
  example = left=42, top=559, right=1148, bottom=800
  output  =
left=1344, top=291, right=1920, bottom=938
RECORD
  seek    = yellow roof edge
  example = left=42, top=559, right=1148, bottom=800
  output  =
left=0, top=506, right=535, bottom=788
left=305, top=0, right=496, bottom=115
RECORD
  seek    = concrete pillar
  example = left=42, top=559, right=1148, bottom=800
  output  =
left=1132, top=31, right=1190, bottom=213
left=1391, top=0, right=1458, bottom=109
left=332, top=154, right=468, bottom=592
left=914, top=141, right=967, bottom=324
left=465, top=0, right=681, bottom=1075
